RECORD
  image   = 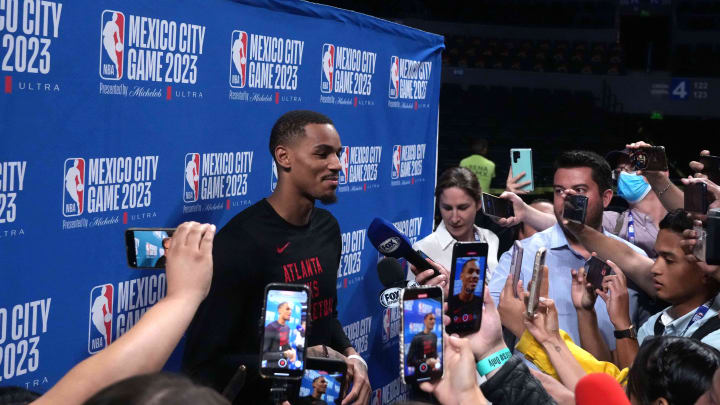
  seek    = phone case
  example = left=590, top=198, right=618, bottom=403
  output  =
left=447, top=242, right=488, bottom=335
left=399, top=286, right=443, bottom=385
left=511, top=241, right=524, bottom=298
left=510, top=148, right=534, bottom=192
left=526, top=248, right=546, bottom=318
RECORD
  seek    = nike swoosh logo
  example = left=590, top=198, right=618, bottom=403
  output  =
left=276, top=242, right=290, bottom=254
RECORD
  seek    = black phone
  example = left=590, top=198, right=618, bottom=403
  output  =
left=585, top=257, right=614, bottom=292
left=125, top=228, right=175, bottom=268
left=630, top=146, right=668, bottom=171
left=698, top=155, right=720, bottom=185
left=526, top=248, right=546, bottom=318
left=511, top=241, right=524, bottom=298
left=298, top=358, right=348, bottom=405
left=481, top=193, right=514, bottom=219
left=562, top=195, right=588, bottom=224
left=260, top=283, right=310, bottom=379
left=685, top=182, right=709, bottom=214
left=400, top=286, right=443, bottom=385
left=447, top=242, right=488, bottom=335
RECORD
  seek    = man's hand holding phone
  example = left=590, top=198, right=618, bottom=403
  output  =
left=570, top=267, right=597, bottom=312
left=596, top=261, right=632, bottom=331
left=165, top=222, right=216, bottom=305
left=412, top=258, right=449, bottom=298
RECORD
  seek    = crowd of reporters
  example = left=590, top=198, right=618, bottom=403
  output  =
left=2, top=142, right=719, bottom=405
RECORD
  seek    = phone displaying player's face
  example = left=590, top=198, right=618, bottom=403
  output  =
left=400, top=287, right=443, bottom=385
left=511, top=241, right=524, bottom=298
left=482, top=193, right=514, bottom=219
left=526, top=248, right=546, bottom=318
left=125, top=228, right=175, bottom=268
left=260, top=283, right=310, bottom=379
left=447, top=242, right=488, bottom=335
left=585, top=257, right=615, bottom=291
left=298, top=358, right=347, bottom=405
left=562, top=195, right=588, bottom=224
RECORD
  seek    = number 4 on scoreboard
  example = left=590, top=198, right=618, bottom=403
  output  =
left=671, top=78, right=688, bottom=100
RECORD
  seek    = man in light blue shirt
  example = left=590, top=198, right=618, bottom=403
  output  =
left=489, top=151, right=647, bottom=352
left=635, top=209, right=720, bottom=348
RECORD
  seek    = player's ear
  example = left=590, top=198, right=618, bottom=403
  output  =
left=275, top=145, right=292, bottom=171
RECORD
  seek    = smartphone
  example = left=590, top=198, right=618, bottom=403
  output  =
left=563, top=195, right=588, bottom=224
left=630, top=146, right=668, bottom=171
left=685, top=182, right=710, bottom=214
left=585, top=257, right=615, bottom=291
left=510, top=148, right=534, bottom=192
left=125, top=228, right=175, bottom=268
left=526, top=248, right=547, bottom=318
left=510, top=241, right=524, bottom=298
left=260, top=283, right=310, bottom=379
left=298, top=358, right=347, bottom=405
left=694, top=225, right=707, bottom=262
left=482, top=192, right=515, bottom=219
left=447, top=242, right=488, bottom=335
left=698, top=155, right=720, bottom=185
left=400, top=286, right=443, bottom=385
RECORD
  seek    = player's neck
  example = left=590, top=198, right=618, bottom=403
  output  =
left=424, top=327, right=432, bottom=334
left=267, top=184, right=314, bottom=226
left=312, top=391, right=322, bottom=399
left=278, top=319, right=287, bottom=325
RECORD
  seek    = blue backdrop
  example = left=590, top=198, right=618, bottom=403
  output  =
left=0, top=1, right=443, bottom=402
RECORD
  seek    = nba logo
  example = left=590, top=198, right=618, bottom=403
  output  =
left=371, top=388, right=382, bottom=405
left=338, top=146, right=349, bottom=185
left=382, top=308, right=391, bottom=342
left=63, top=158, right=85, bottom=217
left=88, top=284, right=114, bottom=354
left=230, top=31, right=248, bottom=88
left=388, top=56, right=399, bottom=99
left=391, top=145, right=402, bottom=179
left=321, top=44, right=335, bottom=93
left=271, top=160, right=279, bottom=192
left=99, top=10, right=125, bottom=80
left=184, top=153, right=200, bottom=203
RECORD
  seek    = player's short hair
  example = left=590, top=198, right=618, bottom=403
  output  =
left=424, top=313, right=435, bottom=320
left=269, top=110, right=334, bottom=162
left=313, top=376, right=326, bottom=383
left=277, top=302, right=290, bottom=312
left=554, top=150, right=613, bottom=193
left=461, top=258, right=479, bottom=273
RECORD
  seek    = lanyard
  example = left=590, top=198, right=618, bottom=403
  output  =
left=627, top=211, right=636, bottom=245
left=681, top=300, right=713, bottom=336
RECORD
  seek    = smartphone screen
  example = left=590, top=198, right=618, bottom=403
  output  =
left=562, top=195, right=588, bottom=224
left=447, top=242, right=488, bottom=335
left=482, top=193, right=514, bottom=219
left=125, top=228, right=175, bottom=268
left=298, top=358, right=347, bottom=405
left=585, top=257, right=615, bottom=291
left=526, top=248, right=546, bottom=318
left=685, top=182, right=709, bottom=214
left=511, top=241, right=524, bottom=298
left=631, top=146, right=668, bottom=171
left=401, top=287, right=443, bottom=384
left=260, top=284, right=309, bottom=379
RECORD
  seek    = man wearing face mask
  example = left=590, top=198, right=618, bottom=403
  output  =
left=603, top=149, right=669, bottom=259
left=603, top=149, right=669, bottom=327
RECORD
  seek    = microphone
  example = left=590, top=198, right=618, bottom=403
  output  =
left=377, top=257, right=417, bottom=308
left=368, top=217, right=435, bottom=274
left=575, top=373, right=630, bottom=405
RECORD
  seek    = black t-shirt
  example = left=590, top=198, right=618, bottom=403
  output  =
left=407, top=331, right=438, bottom=368
left=182, top=199, right=351, bottom=403
left=297, top=395, right=327, bottom=405
left=447, top=294, right=483, bottom=322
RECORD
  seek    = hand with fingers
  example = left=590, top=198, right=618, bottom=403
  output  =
left=494, top=191, right=527, bottom=227
left=498, top=273, right=528, bottom=338
left=412, top=258, right=450, bottom=298
left=523, top=297, right=561, bottom=345
left=571, top=267, right=597, bottom=312
left=530, top=369, right=576, bottom=405
left=681, top=221, right=720, bottom=281
left=506, top=167, right=531, bottom=195
left=342, top=356, right=370, bottom=405
left=420, top=334, right=488, bottom=405
left=596, top=261, right=631, bottom=330
left=165, top=222, right=216, bottom=305
left=689, top=149, right=712, bottom=178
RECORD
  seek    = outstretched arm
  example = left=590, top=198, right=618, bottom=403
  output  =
left=33, top=222, right=215, bottom=405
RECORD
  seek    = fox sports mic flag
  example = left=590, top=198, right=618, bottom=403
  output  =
left=0, top=0, right=443, bottom=401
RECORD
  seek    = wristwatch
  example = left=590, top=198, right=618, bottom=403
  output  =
left=613, top=325, right=637, bottom=339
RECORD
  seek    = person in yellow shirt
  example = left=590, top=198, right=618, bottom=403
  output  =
left=460, top=138, right=495, bottom=193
